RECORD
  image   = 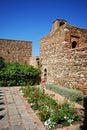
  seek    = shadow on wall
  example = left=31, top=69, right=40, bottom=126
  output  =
left=80, top=97, right=87, bottom=130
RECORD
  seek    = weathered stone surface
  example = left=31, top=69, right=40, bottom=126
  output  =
left=30, top=56, right=39, bottom=68
left=40, top=19, right=87, bottom=90
left=0, top=39, right=32, bottom=64
left=0, top=19, right=87, bottom=92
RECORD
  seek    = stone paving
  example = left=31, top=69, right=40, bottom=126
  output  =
left=0, top=87, right=46, bottom=130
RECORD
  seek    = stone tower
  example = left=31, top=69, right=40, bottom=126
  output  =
left=40, top=19, right=87, bottom=89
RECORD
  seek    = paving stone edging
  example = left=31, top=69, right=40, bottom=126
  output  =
left=16, top=87, right=46, bottom=130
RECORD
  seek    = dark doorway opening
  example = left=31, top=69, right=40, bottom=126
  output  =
left=72, top=41, right=77, bottom=48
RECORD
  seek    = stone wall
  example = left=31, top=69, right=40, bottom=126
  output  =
left=40, top=19, right=87, bottom=89
left=0, top=39, right=32, bottom=64
left=30, top=56, right=39, bottom=68
left=53, top=47, right=87, bottom=89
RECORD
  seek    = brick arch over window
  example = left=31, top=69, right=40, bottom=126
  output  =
left=71, top=41, right=77, bottom=48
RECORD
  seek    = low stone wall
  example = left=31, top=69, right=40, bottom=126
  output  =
left=56, top=123, right=84, bottom=130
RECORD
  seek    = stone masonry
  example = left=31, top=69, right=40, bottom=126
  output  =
left=30, top=56, right=39, bottom=68
left=40, top=19, right=87, bottom=89
left=0, top=19, right=87, bottom=91
left=0, top=39, right=32, bottom=64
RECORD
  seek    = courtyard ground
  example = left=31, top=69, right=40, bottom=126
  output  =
left=0, top=87, right=86, bottom=130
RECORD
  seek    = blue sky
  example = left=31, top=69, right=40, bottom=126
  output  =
left=0, top=0, right=87, bottom=56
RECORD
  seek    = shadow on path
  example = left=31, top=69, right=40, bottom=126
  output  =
left=80, top=97, right=87, bottom=130
left=0, top=108, right=5, bottom=111
left=0, top=90, right=5, bottom=120
left=0, top=98, right=4, bottom=100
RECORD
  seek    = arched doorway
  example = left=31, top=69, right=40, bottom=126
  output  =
left=72, top=41, right=77, bottom=48
left=44, top=68, right=47, bottom=82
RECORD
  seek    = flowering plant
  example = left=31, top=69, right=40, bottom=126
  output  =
left=20, top=86, right=82, bottom=130
left=41, top=79, right=45, bottom=83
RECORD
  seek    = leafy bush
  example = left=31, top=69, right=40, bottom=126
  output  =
left=0, top=60, right=41, bottom=87
left=0, top=57, right=5, bottom=69
left=44, top=82, right=84, bottom=105
left=20, top=86, right=82, bottom=130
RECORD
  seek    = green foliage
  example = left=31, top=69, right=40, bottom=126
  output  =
left=44, top=82, right=84, bottom=105
left=0, top=60, right=41, bottom=87
left=0, top=57, right=5, bottom=69
left=20, top=86, right=82, bottom=130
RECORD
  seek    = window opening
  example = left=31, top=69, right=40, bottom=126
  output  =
left=44, top=68, right=47, bottom=82
left=72, top=41, right=77, bottom=48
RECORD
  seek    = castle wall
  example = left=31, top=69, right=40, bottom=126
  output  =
left=40, top=19, right=87, bottom=89
left=30, top=56, right=39, bottom=68
left=0, top=39, right=32, bottom=64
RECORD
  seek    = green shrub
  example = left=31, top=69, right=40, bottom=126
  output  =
left=0, top=57, right=5, bottom=69
left=0, top=60, right=41, bottom=87
left=44, top=82, right=84, bottom=105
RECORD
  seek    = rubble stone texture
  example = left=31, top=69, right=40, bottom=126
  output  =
left=40, top=19, right=87, bottom=89
left=0, top=19, right=87, bottom=90
left=0, top=39, right=32, bottom=64
left=30, top=56, right=39, bottom=68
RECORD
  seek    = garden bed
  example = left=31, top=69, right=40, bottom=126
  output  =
left=43, top=82, right=84, bottom=106
left=20, top=86, right=84, bottom=130
left=41, top=87, right=84, bottom=109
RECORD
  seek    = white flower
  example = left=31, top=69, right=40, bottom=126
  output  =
left=64, top=116, right=67, bottom=119
left=68, top=119, right=73, bottom=123
left=44, top=118, right=56, bottom=130
left=30, top=103, right=33, bottom=106
left=44, top=121, right=48, bottom=126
